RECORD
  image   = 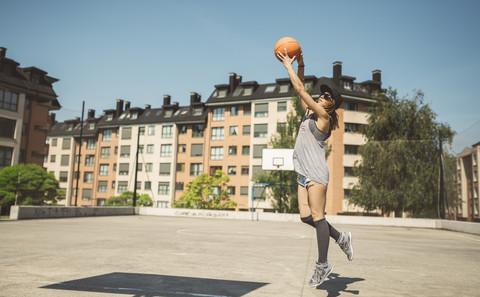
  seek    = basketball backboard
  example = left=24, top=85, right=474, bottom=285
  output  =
left=261, top=149, right=294, bottom=171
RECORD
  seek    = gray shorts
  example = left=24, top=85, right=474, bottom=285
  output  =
left=297, top=174, right=312, bottom=188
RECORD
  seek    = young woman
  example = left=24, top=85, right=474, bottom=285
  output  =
left=277, top=49, right=354, bottom=287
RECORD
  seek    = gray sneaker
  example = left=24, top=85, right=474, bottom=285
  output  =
left=338, top=232, right=354, bottom=261
left=308, top=261, right=333, bottom=287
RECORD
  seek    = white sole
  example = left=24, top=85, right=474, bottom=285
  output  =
left=308, top=266, right=333, bottom=288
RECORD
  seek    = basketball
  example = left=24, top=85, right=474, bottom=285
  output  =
left=274, top=37, right=301, bottom=62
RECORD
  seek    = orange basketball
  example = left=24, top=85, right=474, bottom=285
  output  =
left=274, top=37, right=301, bottom=62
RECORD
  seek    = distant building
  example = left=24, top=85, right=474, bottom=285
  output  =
left=456, top=142, right=480, bottom=221
left=44, top=62, right=382, bottom=214
left=0, top=47, right=60, bottom=169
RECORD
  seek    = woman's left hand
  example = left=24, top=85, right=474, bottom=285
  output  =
left=276, top=49, right=295, bottom=68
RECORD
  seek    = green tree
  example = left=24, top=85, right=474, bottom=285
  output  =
left=106, top=191, right=152, bottom=206
left=173, top=170, right=236, bottom=210
left=253, top=92, right=304, bottom=213
left=349, top=88, right=455, bottom=217
left=0, top=164, right=62, bottom=213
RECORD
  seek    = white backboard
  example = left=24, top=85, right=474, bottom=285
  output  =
left=262, top=149, right=295, bottom=171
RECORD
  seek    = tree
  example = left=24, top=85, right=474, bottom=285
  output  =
left=348, top=88, right=455, bottom=217
left=253, top=92, right=305, bottom=213
left=0, top=164, right=62, bottom=214
left=173, top=170, right=237, bottom=210
left=106, top=191, right=152, bottom=206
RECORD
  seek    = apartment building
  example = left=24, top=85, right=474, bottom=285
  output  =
left=456, top=142, right=480, bottom=221
left=0, top=47, right=60, bottom=169
left=44, top=61, right=381, bottom=214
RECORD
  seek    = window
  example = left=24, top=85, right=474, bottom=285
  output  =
left=0, top=89, right=19, bottom=111
left=243, top=87, right=253, bottom=96
left=62, top=138, right=71, bottom=150
left=277, top=101, right=287, bottom=111
left=233, top=87, right=243, bottom=97
left=50, top=155, right=56, bottom=163
left=176, top=163, right=185, bottom=172
left=159, top=163, right=171, bottom=175
left=211, top=127, right=224, bottom=140
left=343, top=81, right=352, bottom=90
left=61, top=155, right=70, bottom=166
left=162, top=125, right=173, bottom=138
left=242, top=146, right=250, bottom=155
left=228, top=166, right=236, bottom=175
left=98, top=181, right=108, bottom=193
left=0, top=118, right=16, bottom=139
left=106, top=114, right=113, bottom=121
left=99, top=164, right=109, bottom=176
left=191, top=144, right=203, bottom=157
left=194, top=107, right=203, bottom=116
left=217, top=89, right=227, bottom=98
left=113, top=163, right=117, bottom=172
left=145, top=163, right=153, bottom=172
left=122, top=127, right=132, bottom=139
left=112, top=181, right=116, bottom=189
left=145, top=181, right=152, bottom=190
left=84, top=138, right=94, bottom=149
left=118, top=181, right=128, bottom=193
left=240, top=186, right=249, bottom=196
left=120, top=145, right=130, bottom=158
left=82, top=189, right=92, bottom=201
left=255, top=103, right=268, bottom=117
left=178, top=144, right=186, bottom=153
left=227, top=186, right=235, bottom=195
left=190, top=163, right=203, bottom=176
left=211, top=147, right=223, bottom=160
left=160, top=144, right=172, bottom=157
left=147, top=144, right=154, bottom=154
left=277, top=122, right=287, bottom=133
left=83, top=172, right=93, bottom=183
left=344, top=167, right=355, bottom=177
left=254, top=124, right=268, bottom=138
left=85, top=155, right=95, bottom=166
left=178, top=125, right=187, bottom=134
left=114, top=146, right=118, bottom=155
left=51, top=138, right=57, bottom=146
left=210, top=166, right=222, bottom=176
left=265, top=85, right=276, bottom=93
left=193, top=124, right=204, bottom=137
left=244, top=104, right=251, bottom=115
left=243, top=125, right=251, bottom=135
left=279, top=84, right=289, bottom=93
left=229, top=126, right=238, bottom=136
left=119, top=163, right=129, bottom=175
left=0, top=146, right=13, bottom=166
left=253, top=144, right=267, bottom=159
left=139, top=126, right=145, bottom=135
left=345, top=145, right=359, bottom=155
left=148, top=125, right=155, bottom=135
left=176, top=182, right=184, bottom=191
left=344, top=189, right=351, bottom=199
left=345, top=123, right=359, bottom=133
left=345, top=102, right=358, bottom=111
left=59, top=171, right=68, bottom=182
left=88, top=122, right=95, bottom=130
left=212, top=107, right=225, bottom=121
left=229, top=146, right=237, bottom=155
left=252, top=165, right=265, bottom=178
left=102, top=129, right=112, bottom=141
left=230, top=106, right=239, bottom=116
left=158, top=182, right=170, bottom=195
left=101, top=147, right=111, bottom=158
left=241, top=166, right=249, bottom=175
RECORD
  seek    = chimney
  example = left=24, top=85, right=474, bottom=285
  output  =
left=0, top=47, right=6, bottom=58
left=124, top=101, right=131, bottom=110
left=163, top=95, right=171, bottom=106
left=116, top=99, right=124, bottom=118
left=229, top=72, right=241, bottom=94
left=333, top=61, right=342, bottom=86
left=372, top=70, right=381, bottom=83
left=190, top=92, right=201, bottom=105
left=145, top=104, right=151, bottom=110
left=49, top=113, right=56, bottom=123
left=87, top=109, right=95, bottom=119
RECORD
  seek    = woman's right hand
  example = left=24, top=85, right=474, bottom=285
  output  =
left=276, top=48, right=296, bottom=69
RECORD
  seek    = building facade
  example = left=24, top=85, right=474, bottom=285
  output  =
left=44, top=61, right=381, bottom=214
left=456, top=142, right=480, bottom=221
left=0, top=47, right=60, bottom=169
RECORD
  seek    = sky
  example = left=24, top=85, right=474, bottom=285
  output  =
left=1, top=0, right=479, bottom=153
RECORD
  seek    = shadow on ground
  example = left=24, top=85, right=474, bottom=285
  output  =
left=316, top=273, right=365, bottom=297
left=41, top=272, right=269, bottom=297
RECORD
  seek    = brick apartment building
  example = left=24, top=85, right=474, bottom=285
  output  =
left=0, top=47, right=60, bottom=169
left=456, top=142, right=480, bottom=221
left=44, top=62, right=382, bottom=214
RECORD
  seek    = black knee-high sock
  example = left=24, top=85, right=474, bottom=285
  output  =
left=313, top=219, right=330, bottom=264
left=301, top=215, right=341, bottom=242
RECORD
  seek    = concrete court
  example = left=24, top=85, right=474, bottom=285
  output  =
left=0, top=215, right=479, bottom=297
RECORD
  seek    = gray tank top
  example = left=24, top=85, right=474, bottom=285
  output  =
left=293, top=109, right=331, bottom=186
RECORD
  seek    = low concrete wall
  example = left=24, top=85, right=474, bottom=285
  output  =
left=10, top=206, right=136, bottom=220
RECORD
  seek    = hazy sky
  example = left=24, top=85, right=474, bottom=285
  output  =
left=2, top=0, right=479, bottom=152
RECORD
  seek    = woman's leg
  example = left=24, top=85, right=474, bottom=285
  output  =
left=298, top=185, right=315, bottom=227
left=307, top=182, right=330, bottom=264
